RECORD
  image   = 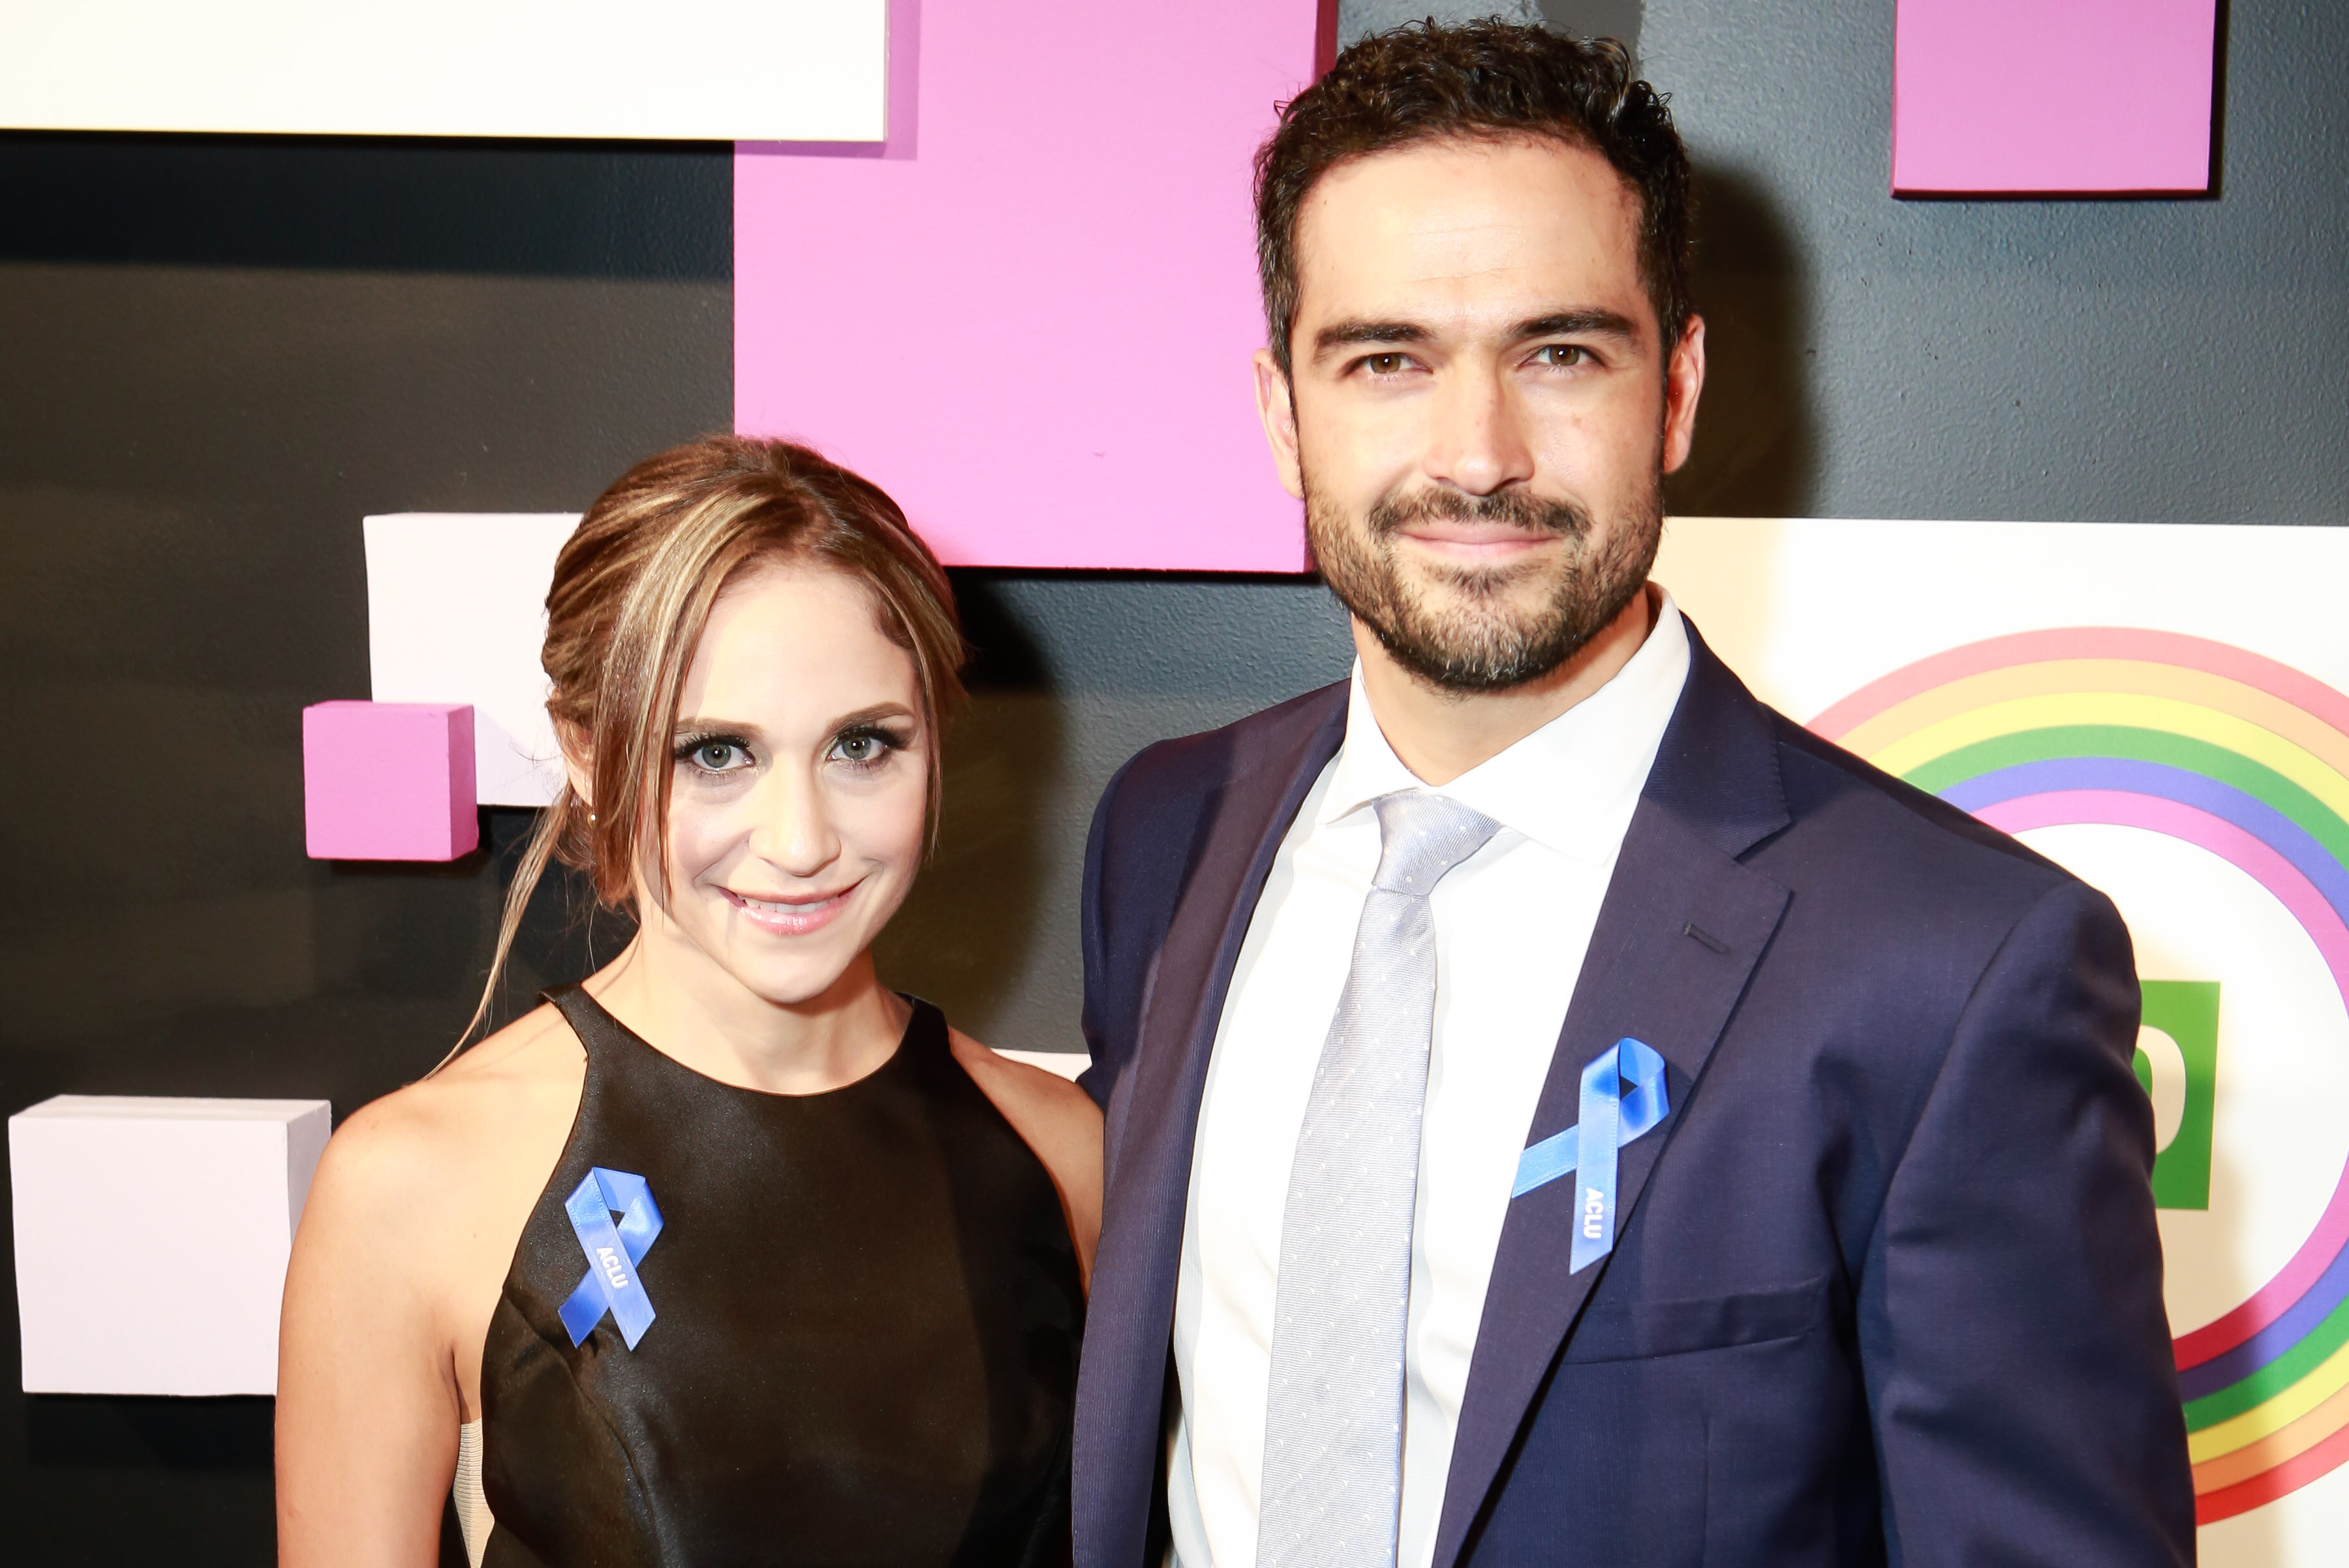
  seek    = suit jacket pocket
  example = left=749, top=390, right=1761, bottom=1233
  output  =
left=1563, top=1274, right=1830, bottom=1364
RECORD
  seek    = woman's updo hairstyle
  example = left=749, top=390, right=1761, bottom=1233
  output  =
left=457, top=435, right=965, bottom=1051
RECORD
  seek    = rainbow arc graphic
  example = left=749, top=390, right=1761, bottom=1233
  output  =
left=1810, top=627, right=2349, bottom=1524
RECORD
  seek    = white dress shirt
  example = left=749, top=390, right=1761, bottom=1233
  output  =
left=1165, top=592, right=1691, bottom=1568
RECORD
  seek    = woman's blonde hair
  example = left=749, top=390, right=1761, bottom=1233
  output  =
left=452, top=435, right=965, bottom=1054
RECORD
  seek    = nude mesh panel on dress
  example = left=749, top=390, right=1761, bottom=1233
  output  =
left=455, top=1419, right=495, bottom=1567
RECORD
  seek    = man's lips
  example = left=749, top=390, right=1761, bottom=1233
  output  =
left=719, top=883, right=858, bottom=937
left=1393, top=521, right=1561, bottom=561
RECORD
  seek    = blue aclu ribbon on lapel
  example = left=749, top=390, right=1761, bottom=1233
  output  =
left=559, top=1167, right=665, bottom=1349
left=1511, top=1038, right=1670, bottom=1273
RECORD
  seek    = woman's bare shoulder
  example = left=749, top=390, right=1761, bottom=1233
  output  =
left=949, top=1028, right=1102, bottom=1284
left=948, top=1028, right=1101, bottom=1141
left=279, top=1002, right=591, bottom=1488
left=303, top=1004, right=585, bottom=1245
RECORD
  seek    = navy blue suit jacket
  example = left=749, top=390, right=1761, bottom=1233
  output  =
left=1073, top=623, right=2193, bottom=1567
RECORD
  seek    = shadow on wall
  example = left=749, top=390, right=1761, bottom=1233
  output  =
left=1667, top=161, right=1819, bottom=519
left=873, top=576, right=1067, bottom=1042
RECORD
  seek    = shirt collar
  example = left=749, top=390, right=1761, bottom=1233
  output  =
left=1319, top=589, right=1692, bottom=865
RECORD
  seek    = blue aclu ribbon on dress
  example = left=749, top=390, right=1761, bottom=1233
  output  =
left=1511, top=1038, right=1670, bottom=1272
left=558, top=1167, right=664, bottom=1349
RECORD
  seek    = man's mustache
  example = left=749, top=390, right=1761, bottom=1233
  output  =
left=1364, top=486, right=1594, bottom=542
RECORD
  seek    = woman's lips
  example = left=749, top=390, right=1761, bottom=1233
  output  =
left=719, top=884, right=857, bottom=937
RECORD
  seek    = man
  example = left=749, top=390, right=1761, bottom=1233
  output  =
left=1073, top=20, right=2192, bottom=1568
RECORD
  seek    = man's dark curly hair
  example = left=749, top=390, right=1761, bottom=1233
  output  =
left=1253, top=20, right=1692, bottom=375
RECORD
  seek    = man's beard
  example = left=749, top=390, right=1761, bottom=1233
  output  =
left=1305, top=474, right=1663, bottom=692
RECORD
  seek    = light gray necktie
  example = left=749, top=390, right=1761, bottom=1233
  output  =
left=1256, top=789, right=1502, bottom=1568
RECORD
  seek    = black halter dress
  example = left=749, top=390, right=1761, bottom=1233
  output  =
left=476, top=987, right=1084, bottom=1567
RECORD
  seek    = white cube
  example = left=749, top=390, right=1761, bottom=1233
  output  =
left=10, top=1096, right=331, bottom=1396
left=365, top=512, right=579, bottom=808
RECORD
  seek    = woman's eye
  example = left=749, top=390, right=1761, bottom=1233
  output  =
left=833, top=732, right=885, bottom=765
left=690, top=741, right=748, bottom=772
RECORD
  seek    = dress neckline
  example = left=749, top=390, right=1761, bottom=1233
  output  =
left=546, top=983, right=930, bottom=1103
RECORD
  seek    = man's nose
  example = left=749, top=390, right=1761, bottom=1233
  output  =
left=1424, top=361, right=1537, bottom=497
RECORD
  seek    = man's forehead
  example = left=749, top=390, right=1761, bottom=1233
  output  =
left=1293, top=134, right=1646, bottom=318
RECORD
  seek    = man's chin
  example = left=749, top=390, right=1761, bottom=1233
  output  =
left=1364, top=602, right=1569, bottom=688
left=1394, top=568, right=1558, bottom=626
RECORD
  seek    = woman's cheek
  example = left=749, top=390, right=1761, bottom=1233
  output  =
left=838, top=775, right=929, bottom=879
left=667, top=790, right=747, bottom=884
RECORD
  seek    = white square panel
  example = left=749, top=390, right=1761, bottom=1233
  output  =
left=365, top=513, right=577, bottom=809
left=12, top=1096, right=332, bottom=1396
left=0, top=0, right=887, bottom=140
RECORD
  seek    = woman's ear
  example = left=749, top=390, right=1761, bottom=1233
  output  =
left=556, top=721, right=596, bottom=812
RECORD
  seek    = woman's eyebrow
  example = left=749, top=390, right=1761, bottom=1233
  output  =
left=671, top=715, right=767, bottom=737
left=830, top=703, right=919, bottom=730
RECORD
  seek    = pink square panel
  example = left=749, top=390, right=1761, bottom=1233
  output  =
left=1893, top=0, right=2218, bottom=195
left=735, top=0, right=1327, bottom=570
left=303, top=701, right=478, bottom=862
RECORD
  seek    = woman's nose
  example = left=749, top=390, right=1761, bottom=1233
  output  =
left=746, top=766, right=842, bottom=877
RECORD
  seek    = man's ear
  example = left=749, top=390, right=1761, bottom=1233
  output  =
left=1253, top=347, right=1306, bottom=501
left=1661, top=313, right=1707, bottom=476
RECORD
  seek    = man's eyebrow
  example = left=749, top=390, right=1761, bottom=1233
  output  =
left=1514, top=309, right=1640, bottom=341
left=1312, top=319, right=1431, bottom=356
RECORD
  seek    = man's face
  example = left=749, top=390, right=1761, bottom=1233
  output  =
left=1255, top=134, right=1704, bottom=691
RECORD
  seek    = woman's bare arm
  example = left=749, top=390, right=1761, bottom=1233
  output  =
left=277, top=1005, right=583, bottom=1567
left=277, top=1097, right=467, bottom=1567
left=951, top=1029, right=1104, bottom=1290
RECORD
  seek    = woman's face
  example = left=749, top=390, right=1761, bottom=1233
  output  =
left=650, top=559, right=930, bottom=1008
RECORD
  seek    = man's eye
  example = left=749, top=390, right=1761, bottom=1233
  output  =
left=1364, top=352, right=1411, bottom=375
left=1535, top=344, right=1589, bottom=367
left=690, top=741, right=747, bottom=771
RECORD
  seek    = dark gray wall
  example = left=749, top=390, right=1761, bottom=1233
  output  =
left=0, top=140, right=735, bottom=1562
left=1650, top=0, right=2348, bottom=526
left=0, top=0, right=2339, bottom=1557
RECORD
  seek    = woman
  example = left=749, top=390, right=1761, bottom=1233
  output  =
left=277, top=437, right=1100, bottom=1567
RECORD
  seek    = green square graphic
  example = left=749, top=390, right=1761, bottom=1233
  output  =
left=2133, top=981, right=2221, bottom=1210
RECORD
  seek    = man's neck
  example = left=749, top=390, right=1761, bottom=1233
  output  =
left=1355, top=583, right=1659, bottom=786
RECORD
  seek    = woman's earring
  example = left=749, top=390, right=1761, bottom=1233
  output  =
left=587, top=810, right=597, bottom=823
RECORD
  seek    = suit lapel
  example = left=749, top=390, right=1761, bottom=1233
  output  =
left=1078, top=685, right=1347, bottom=1568
left=1430, top=626, right=1794, bottom=1568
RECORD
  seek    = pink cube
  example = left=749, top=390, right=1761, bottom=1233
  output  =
left=734, top=0, right=1328, bottom=571
left=1893, top=0, right=2218, bottom=196
left=302, top=701, right=477, bottom=861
